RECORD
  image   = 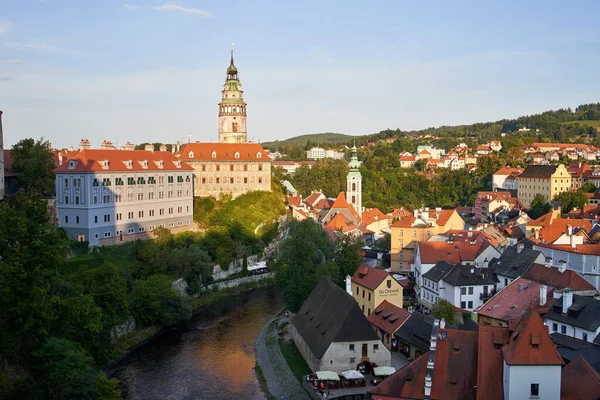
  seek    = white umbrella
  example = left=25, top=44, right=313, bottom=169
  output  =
left=373, top=366, right=396, bottom=376
left=341, top=370, right=364, bottom=380
left=316, top=371, right=340, bottom=381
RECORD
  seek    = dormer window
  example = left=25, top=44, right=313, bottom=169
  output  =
left=68, top=160, right=78, bottom=169
left=100, top=160, right=109, bottom=169
left=189, top=151, right=194, bottom=159
left=154, top=160, right=164, bottom=169
left=256, top=152, right=262, bottom=158
left=234, top=151, right=240, bottom=159
left=139, top=160, right=148, bottom=169
left=173, top=160, right=181, bottom=168
left=123, top=160, right=133, bottom=169
left=212, top=151, right=217, bottom=159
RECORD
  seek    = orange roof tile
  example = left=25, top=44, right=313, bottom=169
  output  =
left=534, top=242, right=600, bottom=256
left=560, top=356, right=600, bottom=400
left=501, top=308, right=563, bottom=366
left=417, top=239, right=489, bottom=265
left=323, top=212, right=359, bottom=233
left=370, top=351, right=428, bottom=400
left=287, top=195, right=302, bottom=207
left=523, top=263, right=597, bottom=293
left=476, top=325, right=509, bottom=400
left=536, top=218, right=592, bottom=243
left=436, top=210, right=456, bottom=226
left=178, top=142, right=269, bottom=161
left=351, top=265, right=391, bottom=290
left=494, top=166, right=524, bottom=176
left=367, top=300, right=411, bottom=335
left=330, top=192, right=360, bottom=220
left=362, top=208, right=388, bottom=226
left=54, top=149, right=193, bottom=173
left=304, top=191, right=324, bottom=206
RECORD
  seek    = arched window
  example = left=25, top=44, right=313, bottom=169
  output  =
left=188, top=151, right=194, bottom=159
left=352, top=196, right=356, bottom=203
left=211, top=151, right=217, bottom=158
left=232, top=122, right=238, bottom=132
left=352, top=183, right=356, bottom=191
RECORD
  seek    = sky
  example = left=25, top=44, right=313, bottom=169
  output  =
left=1, top=1, right=600, bottom=149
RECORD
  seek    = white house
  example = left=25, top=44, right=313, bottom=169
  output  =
left=55, top=148, right=194, bottom=246
left=534, top=243, right=600, bottom=291
left=421, top=261, right=498, bottom=311
left=543, top=290, right=600, bottom=343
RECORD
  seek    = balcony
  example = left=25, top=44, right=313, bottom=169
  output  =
left=480, top=289, right=498, bottom=300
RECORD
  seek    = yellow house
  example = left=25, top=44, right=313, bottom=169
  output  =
left=390, top=208, right=465, bottom=273
left=351, top=265, right=403, bottom=316
left=517, top=164, right=572, bottom=208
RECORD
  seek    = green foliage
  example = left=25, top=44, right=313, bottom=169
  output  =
left=242, top=255, right=249, bottom=277
left=528, top=194, right=552, bottom=219
left=582, top=181, right=597, bottom=193
left=33, top=337, right=96, bottom=400
left=262, top=132, right=355, bottom=149
left=153, top=226, right=173, bottom=247
left=131, top=275, right=191, bottom=326
left=94, top=373, right=122, bottom=400
left=373, top=233, right=391, bottom=251
left=555, top=189, right=589, bottom=213
left=10, top=138, right=56, bottom=196
left=285, top=159, right=348, bottom=198
left=430, top=299, right=456, bottom=325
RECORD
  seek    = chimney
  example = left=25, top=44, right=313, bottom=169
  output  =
left=540, top=284, right=547, bottom=306
left=518, top=283, right=523, bottom=293
left=483, top=258, right=489, bottom=268
left=534, top=229, right=539, bottom=240
left=345, top=275, right=352, bottom=296
left=562, top=289, right=573, bottom=314
left=570, top=233, right=577, bottom=249
left=424, top=320, right=439, bottom=399
left=567, top=225, right=573, bottom=236
left=122, top=141, right=135, bottom=151
left=58, top=152, right=63, bottom=166
left=544, top=256, right=552, bottom=267
left=559, top=260, right=567, bottom=273
left=517, top=243, right=524, bottom=254
left=159, top=144, right=167, bottom=152
left=79, top=138, right=91, bottom=150
left=144, top=144, right=154, bottom=152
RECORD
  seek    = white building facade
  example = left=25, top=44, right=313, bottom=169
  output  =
left=55, top=149, right=194, bottom=246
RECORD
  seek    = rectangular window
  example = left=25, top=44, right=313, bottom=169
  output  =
left=138, top=227, right=145, bottom=232
left=94, top=216, right=98, bottom=224
left=75, top=196, right=80, bottom=204
left=373, top=344, right=378, bottom=351
left=349, top=344, right=355, bottom=351
left=64, top=178, right=69, bottom=187
left=139, top=211, right=144, bottom=218
left=552, top=323, right=557, bottom=332
left=387, top=279, right=392, bottom=289
left=258, top=178, right=262, bottom=184
left=368, top=293, right=371, bottom=301
left=138, top=193, right=144, bottom=201
left=244, top=177, right=248, bottom=184
left=103, top=195, right=110, bottom=203
left=461, top=301, right=466, bottom=309
left=461, top=287, right=466, bottom=295
left=230, top=164, right=234, bottom=171
left=582, top=332, right=588, bottom=341
left=202, top=165, right=206, bottom=171
left=64, top=215, right=69, bottom=223
left=216, top=165, right=220, bottom=172
left=128, top=212, right=134, bottom=219
left=160, top=209, right=164, bottom=216
left=76, top=216, right=79, bottom=224
left=244, top=164, right=248, bottom=171
left=168, top=176, right=174, bottom=183
left=561, top=325, right=567, bottom=334
left=530, top=383, right=539, bottom=397
left=468, top=287, right=473, bottom=295
left=65, top=196, right=69, bottom=204
left=468, top=301, right=473, bottom=309
left=230, top=178, right=234, bottom=184
left=202, top=178, right=206, bottom=184
left=258, top=164, right=263, bottom=171
left=149, top=210, right=154, bottom=217
left=216, top=178, right=220, bottom=184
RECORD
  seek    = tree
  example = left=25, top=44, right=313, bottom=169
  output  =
left=33, top=338, right=96, bottom=400
left=581, top=181, right=597, bottom=193
left=430, top=299, right=456, bottom=325
left=153, top=226, right=173, bottom=248
left=241, top=254, right=249, bottom=277
left=554, top=190, right=589, bottom=213
left=333, top=234, right=363, bottom=286
left=94, top=373, right=121, bottom=400
left=131, top=275, right=191, bottom=326
left=10, top=138, right=56, bottom=195
left=528, top=194, right=552, bottom=219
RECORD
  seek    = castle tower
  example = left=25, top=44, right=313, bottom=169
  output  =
left=218, top=50, right=247, bottom=143
left=0, top=110, right=4, bottom=200
left=347, top=140, right=362, bottom=217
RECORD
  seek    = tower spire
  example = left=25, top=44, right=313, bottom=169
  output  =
left=230, top=42, right=235, bottom=65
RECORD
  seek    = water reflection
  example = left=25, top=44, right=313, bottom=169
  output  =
left=108, top=286, right=283, bottom=400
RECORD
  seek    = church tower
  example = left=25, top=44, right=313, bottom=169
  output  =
left=218, top=50, right=247, bottom=143
left=347, top=141, right=362, bottom=217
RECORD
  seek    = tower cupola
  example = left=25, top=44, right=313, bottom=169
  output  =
left=218, top=48, right=247, bottom=143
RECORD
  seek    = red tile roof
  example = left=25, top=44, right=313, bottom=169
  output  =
left=399, top=155, right=416, bottom=161
left=54, top=149, right=193, bottom=172
left=323, top=212, right=359, bottom=233
left=476, top=277, right=553, bottom=324
left=535, top=242, right=600, bottom=256
left=390, top=208, right=412, bottom=220
left=417, top=239, right=489, bottom=265
left=536, top=218, right=592, bottom=243
left=304, top=191, right=324, bottom=207
left=362, top=208, right=388, bottom=226
left=369, top=351, right=428, bottom=400
left=178, top=142, right=269, bottom=161
left=3, top=149, right=16, bottom=177
left=367, top=300, right=411, bottom=335
left=560, top=356, right=600, bottom=400
left=494, top=166, right=524, bottom=176
left=287, top=195, right=302, bottom=207
left=523, top=263, right=597, bottom=293
left=351, top=265, right=391, bottom=290
left=501, top=308, right=563, bottom=366
left=330, top=191, right=360, bottom=221
left=476, top=325, right=509, bottom=400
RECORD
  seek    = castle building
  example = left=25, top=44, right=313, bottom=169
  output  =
left=178, top=51, right=271, bottom=198
left=218, top=51, right=247, bottom=144
left=347, top=141, right=362, bottom=217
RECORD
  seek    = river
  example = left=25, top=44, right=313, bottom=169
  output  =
left=108, top=286, right=284, bottom=400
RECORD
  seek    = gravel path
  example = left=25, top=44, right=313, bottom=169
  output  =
left=255, top=313, right=310, bottom=400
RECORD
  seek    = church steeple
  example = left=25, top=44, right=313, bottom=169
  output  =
left=218, top=48, right=247, bottom=143
left=346, top=140, right=362, bottom=217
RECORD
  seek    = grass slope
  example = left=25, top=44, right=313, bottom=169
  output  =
left=262, top=132, right=356, bottom=149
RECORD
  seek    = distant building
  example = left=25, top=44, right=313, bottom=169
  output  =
left=351, top=265, right=404, bottom=317
left=544, top=291, right=600, bottom=343
left=218, top=51, right=247, bottom=144
left=492, top=166, right=524, bottom=191
left=490, top=244, right=544, bottom=289
left=517, top=164, right=572, bottom=208
left=272, top=160, right=315, bottom=175
left=305, top=147, right=345, bottom=160
left=290, top=276, right=391, bottom=373
left=54, top=148, right=194, bottom=246
left=366, top=300, right=411, bottom=353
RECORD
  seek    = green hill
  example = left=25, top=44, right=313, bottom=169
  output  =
left=261, top=133, right=356, bottom=149
left=560, top=120, right=600, bottom=131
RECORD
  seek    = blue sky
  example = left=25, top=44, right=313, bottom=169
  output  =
left=1, top=1, right=600, bottom=148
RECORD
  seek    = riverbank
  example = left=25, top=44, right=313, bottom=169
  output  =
left=254, top=314, right=310, bottom=400
left=107, top=276, right=276, bottom=368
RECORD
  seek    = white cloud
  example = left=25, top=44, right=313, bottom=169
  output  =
left=123, top=4, right=140, bottom=11
left=0, top=59, right=27, bottom=65
left=0, top=19, right=10, bottom=36
left=7, top=42, right=61, bottom=52
left=148, top=4, right=212, bottom=16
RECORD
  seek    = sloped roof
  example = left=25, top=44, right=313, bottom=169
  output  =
left=523, top=263, right=597, bottom=293
left=305, top=191, right=325, bottom=207
left=440, top=264, right=498, bottom=287
left=417, top=240, right=489, bottom=265
left=367, top=300, right=411, bottom=335
left=178, top=142, right=269, bottom=161
left=535, top=242, right=600, bottom=256
left=291, top=276, right=379, bottom=359
left=545, top=294, right=600, bottom=332
left=330, top=192, right=360, bottom=221
left=352, top=265, right=391, bottom=290
left=536, top=218, right=592, bottom=243
left=490, top=245, right=542, bottom=279
left=519, top=164, right=561, bottom=178
left=362, top=208, right=388, bottom=226
left=323, top=212, right=359, bottom=233
left=501, top=308, right=563, bottom=366
left=493, top=166, right=524, bottom=176
left=369, top=351, right=428, bottom=400
left=560, top=356, right=600, bottom=400
left=422, top=260, right=457, bottom=283
left=394, top=312, right=434, bottom=351
left=476, top=325, right=509, bottom=400
left=287, top=195, right=302, bottom=207
left=54, top=149, right=193, bottom=172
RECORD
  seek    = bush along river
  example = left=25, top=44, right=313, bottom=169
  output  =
left=108, top=286, right=284, bottom=400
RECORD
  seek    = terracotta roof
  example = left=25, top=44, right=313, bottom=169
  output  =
left=272, top=160, right=315, bottom=166
left=501, top=308, right=563, bottom=366
left=369, top=351, right=428, bottom=400
left=560, top=356, right=600, bottom=400
left=476, top=145, right=490, bottom=151
left=523, top=263, right=597, bottom=293
left=417, top=239, right=489, bottom=265
left=532, top=142, right=595, bottom=151
left=330, top=191, right=360, bottom=220
left=313, top=198, right=334, bottom=210
left=178, top=142, right=269, bottom=161
left=391, top=214, right=418, bottom=228
left=476, top=325, right=509, bottom=400
left=54, top=149, right=193, bottom=172
left=536, top=218, right=592, bottom=243
left=563, top=205, right=600, bottom=220
left=390, top=209, right=456, bottom=229
left=390, top=208, right=412, bottom=220
left=323, top=212, right=359, bottom=233
left=362, top=208, right=388, bottom=226
left=287, top=195, right=302, bottom=208
left=367, top=300, right=411, bottom=335
left=436, top=210, right=456, bottom=226
left=476, top=277, right=553, bottom=324
left=304, top=191, right=324, bottom=207
left=399, top=155, right=416, bottom=161
left=351, top=265, right=391, bottom=290
left=430, top=329, right=479, bottom=400
left=528, top=209, right=561, bottom=227
left=535, top=242, right=600, bottom=256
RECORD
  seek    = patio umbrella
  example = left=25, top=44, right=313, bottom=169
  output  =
left=316, top=371, right=340, bottom=381
left=341, top=370, right=364, bottom=380
left=373, top=366, right=396, bottom=377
